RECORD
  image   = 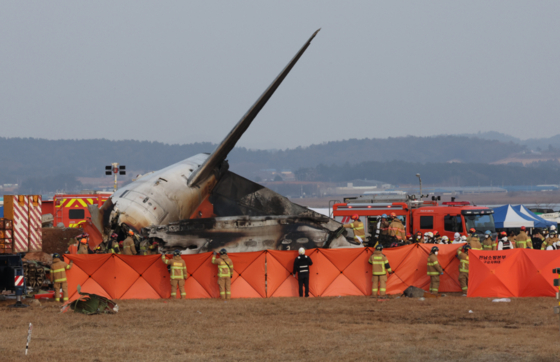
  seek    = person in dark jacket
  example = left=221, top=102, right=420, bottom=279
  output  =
left=293, top=248, right=313, bottom=297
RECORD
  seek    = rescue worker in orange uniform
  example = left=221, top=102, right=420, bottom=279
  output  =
left=122, top=230, right=137, bottom=255
left=427, top=246, right=444, bottom=294
left=161, top=250, right=187, bottom=299
left=212, top=249, right=234, bottom=300
left=516, top=226, right=533, bottom=249
left=77, top=237, right=89, bottom=254
left=50, top=253, right=73, bottom=302
left=457, top=245, right=470, bottom=296
left=369, top=244, right=393, bottom=299
left=148, top=240, right=159, bottom=255
left=388, top=213, right=406, bottom=242
left=433, top=231, right=442, bottom=243
left=343, top=214, right=366, bottom=245
left=482, top=230, right=496, bottom=250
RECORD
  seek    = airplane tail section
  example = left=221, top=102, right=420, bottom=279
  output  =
left=187, top=29, right=320, bottom=187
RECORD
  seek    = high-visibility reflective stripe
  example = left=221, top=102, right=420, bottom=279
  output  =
left=181, top=293, right=186, bottom=296
left=171, top=276, right=184, bottom=279
left=226, top=292, right=231, bottom=294
left=372, top=289, right=378, bottom=292
left=55, top=298, right=60, bottom=301
left=66, top=265, right=71, bottom=270
left=370, top=261, right=384, bottom=264
left=63, top=298, right=68, bottom=301
left=427, top=262, right=439, bottom=266
left=380, top=288, right=386, bottom=291
left=171, top=266, right=185, bottom=269
left=55, top=278, right=67, bottom=282
left=460, top=269, right=469, bottom=273
left=462, top=287, right=468, bottom=291
left=427, top=272, right=440, bottom=275
left=220, top=292, right=225, bottom=295
left=52, top=268, right=65, bottom=273
left=171, top=293, right=176, bottom=296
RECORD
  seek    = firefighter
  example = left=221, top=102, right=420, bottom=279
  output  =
left=440, top=236, right=450, bottom=244
left=427, top=246, right=444, bottom=294
left=139, top=238, right=150, bottom=256
left=212, top=249, right=234, bottom=300
left=482, top=230, right=496, bottom=250
left=468, top=233, right=483, bottom=250
left=93, top=246, right=104, bottom=254
left=424, top=232, right=435, bottom=244
left=292, top=247, right=313, bottom=297
left=108, top=233, right=121, bottom=254
left=433, top=231, right=442, bottom=243
left=376, top=214, right=390, bottom=241
left=148, top=240, right=159, bottom=255
left=497, top=232, right=515, bottom=250
left=77, top=237, right=89, bottom=254
left=457, top=245, right=470, bottom=296
left=161, top=250, right=187, bottom=299
left=343, top=214, right=366, bottom=245
left=369, top=244, right=393, bottom=299
left=388, top=213, right=406, bottom=242
left=515, top=226, right=533, bottom=249
left=466, top=228, right=477, bottom=244
left=543, top=230, right=559, bottom=250
left=123, top=230, right=137, bottom=255
left=413, top=232, right=423, bottom=244
left=50, top=253, right=73, bottom=302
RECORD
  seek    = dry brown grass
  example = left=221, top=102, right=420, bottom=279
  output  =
left=1, top=295, right=559, bottom=362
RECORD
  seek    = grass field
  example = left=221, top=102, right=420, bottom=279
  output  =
left=1, top=295, right=559, bottom=361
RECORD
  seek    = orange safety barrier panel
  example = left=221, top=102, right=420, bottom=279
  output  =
left=468, top=249, right=560, bottom=297
left=65, top=251, right=266, bottom=301
left=64, top=245, right=470, bottom=300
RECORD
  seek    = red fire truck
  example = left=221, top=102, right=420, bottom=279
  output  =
left=331, top=193, right=496, bottom=240
left=42, top=192, right=112, bottom=228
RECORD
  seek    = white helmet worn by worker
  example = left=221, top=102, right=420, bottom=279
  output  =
left=454, top=232, right=461, bottom=241
left=551, top=225, right=557, bottom=232
left=441, top=236, right=449, bottom=244
left=298, top=247, right=305, bottom=255
left=461, top=236, right=467, bottom=242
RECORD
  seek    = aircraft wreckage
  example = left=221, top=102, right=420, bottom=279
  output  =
left=89, top=29, right=356, bottom=254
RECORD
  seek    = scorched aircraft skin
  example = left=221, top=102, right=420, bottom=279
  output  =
left=89, top=30, right=354, bottom=253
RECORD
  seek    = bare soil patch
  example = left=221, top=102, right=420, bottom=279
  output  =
left=1, top=295, right=558, bottom=361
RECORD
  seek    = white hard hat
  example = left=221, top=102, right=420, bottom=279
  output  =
left=298, top=248, right=305, bottom=255
left=551, top=225, right=557, bottom=231
left=454, top=232, right=461, bottom=239
left=428, top=232, right=433, bottom=238
left=424, top=232, right=430, bottom=236
left=442, top=236, right=449, bottom=241
left=461, top=236, right=467, bottom=241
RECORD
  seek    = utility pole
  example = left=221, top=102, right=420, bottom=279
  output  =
left=106, top=163, right=126, bottom=192
left=416, top=173, right=422, bottom=200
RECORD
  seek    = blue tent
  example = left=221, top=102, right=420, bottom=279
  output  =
left=512, top=205, right=557, bottom=229
left=492, top=205, right=535, bottom=229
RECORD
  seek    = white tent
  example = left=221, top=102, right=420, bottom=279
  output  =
left=493, top=204, right=534, bottom=228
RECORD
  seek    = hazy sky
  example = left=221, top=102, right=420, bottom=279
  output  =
left=1, top=2, right=559, bottom=149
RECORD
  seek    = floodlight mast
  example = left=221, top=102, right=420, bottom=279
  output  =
left=105, top=163, right=126, bottom=192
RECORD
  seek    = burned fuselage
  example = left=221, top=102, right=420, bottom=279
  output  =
left=148, top=215, right=347, bottom=254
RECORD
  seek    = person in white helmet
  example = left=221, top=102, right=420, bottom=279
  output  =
left=453, top=233, right=462, bottom=244
left=424, top=232, right=434, bottom=243
left=440, top=236, right=450, bottom=244
left=293, top=248, right=313, bottom=297
left=461, top=236, right=468, bottom=243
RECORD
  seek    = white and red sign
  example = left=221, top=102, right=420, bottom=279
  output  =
left=14, top=275, right=24, bottom=287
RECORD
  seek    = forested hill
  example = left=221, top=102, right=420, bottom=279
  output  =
left=0, top=135, right=530, bottom=184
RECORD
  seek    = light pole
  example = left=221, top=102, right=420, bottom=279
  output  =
left=416, top=173, right=422, bottom=200
left=105, top=163, right=126, bottom=192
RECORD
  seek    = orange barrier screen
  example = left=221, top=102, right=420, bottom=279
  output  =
left=468, top=249, right=560, bottom=297
left=64, top=245, right=470, bottom=300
